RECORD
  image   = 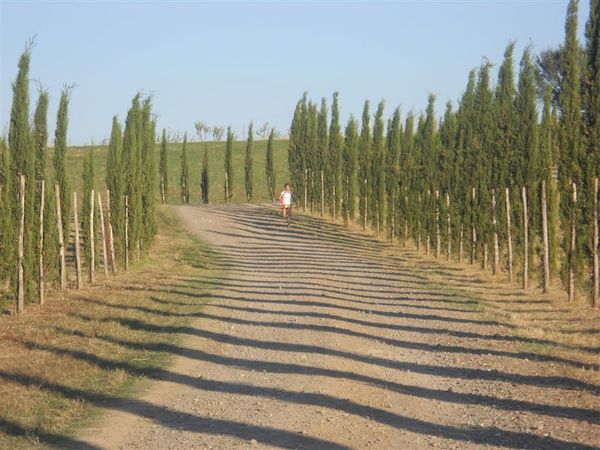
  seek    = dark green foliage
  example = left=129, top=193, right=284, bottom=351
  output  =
left=329, top=92, right=343, bottom=215
left=244, top=122, right=253, bottom=202
left=33, top=89, right=49, bottom=181
left=342, top=115, right=358, bottom=223
left=159, top=129, right=168, bottom=203
left=106, top=116, right=124, bottom=261
left=0, top=138, right=14, bottom=289
left=201, top=146, right=209, bottom=204
left=371, top=100, right=386, bottom=230
left=265, top=129, right=275, bottom=201
left=180, top=134, right=190, bottom=204
left=358, top=100, right=371, bottom=226
left=494, top=42, right=516, bottom=189
left=140, top=97, right=157, bottom=247
left=81, top=149, right=96, bottom=269
left=316, top=99, right=328, bottom=210
left=53, top=88, right=71, bottom=242
left=225, top=127, right=234, bottom=202
left=386, top=107, right=401, bottom=235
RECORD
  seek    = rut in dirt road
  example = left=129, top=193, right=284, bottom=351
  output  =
left=78, top=204, right=600, bottom=450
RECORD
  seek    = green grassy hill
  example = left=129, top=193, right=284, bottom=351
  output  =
left=55, top=139, right=290, bottom=204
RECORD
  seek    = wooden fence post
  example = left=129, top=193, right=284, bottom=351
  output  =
left=125, top=195, right=130, bottom=271
left=522, top=186, right=529, bottom=290
left=55, top=184, right=66, bottom=290
left=17, top=175, right=25, bottom=314
left=97, top=191, right=109, bottom=277
left=363, top=178, right=368, bottom=231
left=404, top=194, right=408, bottom=247
left=320, top=170, right=325, bottom=217
left=471, top=187, right=476, bottom=264
left=417, top=192, right=422, bottom=251
left=89, top=189, right=95, bottom=284
left=446, top=193, right=451, bottom=260
left=225, top=172, right=229, bottom=204
left=73, top=192, right=82, bottom=289
left=106, top=190, right=117, bottom=274
left=39, top=180, right=45, bottom=305
left=459, top=223, right=464, bottom=263
left=505, top=187, right=514, bottom=283
left=541, top=180, right=550, bottom=293
left=568, top=182, right=577, bottom=301
left=593, top=177, right=599, bottom=308
left=435, top=190, right=440, bottom=258
left=391, top=187, right=396, bottom=243
left=304, top=169, right=308, bottom=213
left=492, top=189, right=499, bottom=275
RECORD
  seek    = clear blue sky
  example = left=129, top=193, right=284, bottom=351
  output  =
left=0, top=1, right=591, bottom=146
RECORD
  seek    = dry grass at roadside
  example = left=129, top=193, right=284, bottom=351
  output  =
left=0, top=206, right=219, bottom=449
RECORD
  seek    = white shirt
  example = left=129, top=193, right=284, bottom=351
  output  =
left=281, top=191, right=292, bottom=206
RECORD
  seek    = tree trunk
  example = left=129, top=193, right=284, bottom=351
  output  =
left=492, top=189, right=499, bottom=275
left=568, top=182, right=577, bottom=301
left=89, top=189, right=95, bottom=284
left=39, top=180, right=45, bottom=305
left=505, top=187, right=513, bottom=283
left=125, top=195, right=130, bottom=271
left=522, top=186, right=529, bottom=290
left=593, top=177, right=599, bottom=308
left=446, top=193, right=451, bottom=260
left=73, top=192, right=82, bottom=290
left=17, top=175, right=25, bottom=314
left=541, top=180, right=550, bottom=293
left=471, top=187, right=476, bottom=265
left=97, top=191, right=109, bottom=277
left=106, top=190, right=117, bottom=274
left=435, top=191, right=440, bottom=258
left=55, top=184, right=66, bottom=290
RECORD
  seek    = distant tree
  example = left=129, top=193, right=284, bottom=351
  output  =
left=257, top=122, right=270, bottom=139
left=180, top=133, right=190, bottom=204
left=194, top=121, right=210, bottom=141
left=224, top=126, right=234, bottom=202
left=265, top=128, right=276, bottom=201
left=244, top=122, right=254, bottom=202
left=159, top=129, right=168, bottom=203
left=201, top=146, right=209, bottom=204
left=213, top=126, right=225, bottom=142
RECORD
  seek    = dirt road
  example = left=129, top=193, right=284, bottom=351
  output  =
left=77, top=204, right=599, bottom=449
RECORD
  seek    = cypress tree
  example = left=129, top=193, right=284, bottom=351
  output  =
left=244, top=122, right=253, bottom=202
left=141, top=97, right=157, bottom=246
left=342, top=115, right=358, bottom=222
left=494, top=42, right=517, bottom=189
left=329, top=92, right=343, bottom=216
left=558, top=0, right=584, bottom=288
left=81, top=149, right=96, bottom=270
left=54, top=87, right=72, bottom=242
left=371, top=100, right=386, bottom=230
left=201, top=146, right=209, bottom=204
left=106, top=117, right=124, bottom=260
left=224, top=126, right=233, bottom=202
left=399, top=113, right=415, bottom=241
left=358, top=100, right=371, bottom=226
left=122, top=94, right=144, bottom=258
left=33, top=89, right=49, bottom=181
left=306, top=102, right=318, bottom=209
left=180, top=133, right=190, bottom=204
left=288, top=94, right=307, bottom=200
left=265, top=129, right=275, bottom=201
left=159, top=129, right=168, bottom=203
left=10, top=43, right=36, bottom=301
left=386, top=107, right=402, bottom=235
left=317, top=99, right=328, bottom=211
left=439, top=101, right=458, bottom=249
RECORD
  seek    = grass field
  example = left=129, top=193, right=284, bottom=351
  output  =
left=54, top=139, right=290, bottom=205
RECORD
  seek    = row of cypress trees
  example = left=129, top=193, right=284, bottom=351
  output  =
left=0, top=41, right=158, bottom=307
left=0, top=42, right=71, bottom=302
left=168, top=124, right=278, bottom=205
left=288, top=0, right=600, bottom=301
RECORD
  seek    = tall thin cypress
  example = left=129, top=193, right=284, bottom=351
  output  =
left=141, top=97, right=157, bottom=246
left=180, top=134, right=190, bottom=204
left=342, top=115, right=358, bottom=222
left=159, top=129, right=168, bottom=203
left=106, top=116, right=124, bottom=260
left=225, top=126, right=234, bottom=202
left=201, top=146, right=209, bottom=204
left=371, top=100, right=386, bottom=230
left=244, top=122, right=253, bottom=202
left=82, top=149, right=96, bottom=270
left=54, top=87, right=72, bottom=242
left=329, top=92, right=342, bottom=216
left=265, top=129, right=275, bottom=201
left=358, top=101, right=371, bottom=227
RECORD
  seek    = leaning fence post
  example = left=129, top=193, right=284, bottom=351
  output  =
left=97, top=191, right=109, bottom=277
left=522, top=186, right=529, bottom=290
left=568, top=182, right=577, bottom=301
left=17, top=175, right=25, bottom=314
left=89, top=189, right=95, bottom=284
left=55, top=184, right=66, bottom=290
left=39, top=180, right=45, bottom=305
left=505, top=187, right=513, bottom=283
left=73, top=192, right=82, bottom=289
left=593, top=177, right=599, bottom=308
left=492, top=189, right=499, bottom=275
left=541, top=180, right=550, bottom=293
left=125, top=195, right=130, bottom=271
left=106, top=190, right=117, bottom=274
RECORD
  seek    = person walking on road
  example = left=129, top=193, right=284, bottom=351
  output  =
left=279, top=183, right=293, bottom=227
